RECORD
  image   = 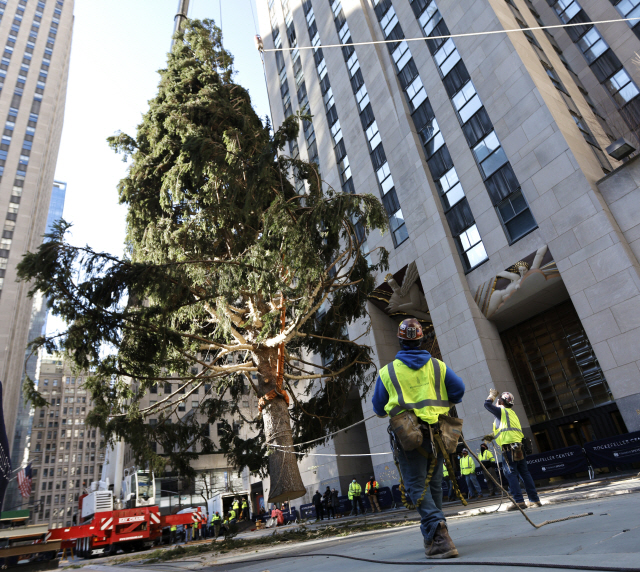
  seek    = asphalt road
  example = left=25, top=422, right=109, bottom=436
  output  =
left=97, top=492, right=639, bottom=572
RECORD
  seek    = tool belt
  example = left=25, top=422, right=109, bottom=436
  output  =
left=503, top=442, right=525, bottom=461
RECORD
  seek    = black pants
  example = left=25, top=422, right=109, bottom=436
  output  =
left=350, top=496, right=365, bottom=515
left=314, top=504, right=324, bottom=520
left=326, top=505, right=335, bottom=518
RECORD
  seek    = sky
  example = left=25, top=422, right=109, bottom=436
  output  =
left=46, top=0, right=269, bottom=336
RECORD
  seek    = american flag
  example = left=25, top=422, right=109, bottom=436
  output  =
left=17, top=463, right=32, bottom=498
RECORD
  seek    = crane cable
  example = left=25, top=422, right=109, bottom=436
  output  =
left=260, top=16, right=640, bottom=52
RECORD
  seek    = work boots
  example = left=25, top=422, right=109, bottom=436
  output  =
left=507, top=502, right=527, bottom=511
left=426, top=522, right=459, bottom=559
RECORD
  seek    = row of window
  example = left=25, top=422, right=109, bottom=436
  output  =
left=609, top=0, right=640, bottom=39
left=0, top=0, right=64, bottom=293
left=327, top=0, right=409, bottom=247
left=407, top=0, right=538, bottom=256
left=33, top=452, right=97, bottom=464
left=32, top=465, right=102, bottom=480
left=505, top=1, right=611, bottom=174
left=34, top=441, right=97, bottom=452
left=373, top=0, right=488, bottom=269
left=546, top=0, right=640, bottom=128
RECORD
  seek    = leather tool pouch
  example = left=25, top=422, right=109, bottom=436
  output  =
left=512, top=442, right=525, bottom=461
left=437, top=414, right=464, bottom=454
left=389, top=410, right=423, bottom=451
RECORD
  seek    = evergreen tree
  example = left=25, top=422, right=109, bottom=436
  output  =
left=17, top=20, right=389, bottom=502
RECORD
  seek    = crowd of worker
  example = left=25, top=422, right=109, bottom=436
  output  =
left=165, top=318, right=544, bottom=562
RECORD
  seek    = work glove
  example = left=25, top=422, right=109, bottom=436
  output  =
left=483, top=434, right=494, bottom=442
left=487, top=388, right=498, bottom=402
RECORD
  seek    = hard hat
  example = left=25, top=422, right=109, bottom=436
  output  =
left=398, top=318, right=424, bottom=341
left=500, top=392, right=515, bottom=406
left=462, top=448, right=468, bottom=453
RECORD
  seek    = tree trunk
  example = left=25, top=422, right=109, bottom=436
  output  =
left=262, top=395, right=306, bottom=503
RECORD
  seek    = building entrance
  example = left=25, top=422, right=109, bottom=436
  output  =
left=500, top=300, right=625, bottom=451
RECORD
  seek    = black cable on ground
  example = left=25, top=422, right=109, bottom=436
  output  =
left=207, top=552, right=640, bottom=571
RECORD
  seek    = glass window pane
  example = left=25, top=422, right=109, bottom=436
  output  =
left=506, top=208, right=537, bottom=241
left=481, top=147, right=508, bottom=177
left=466, top=241, right=488, bottom=268
left=466, top=224, right=481, bottom=246
left=444, top=183, right=464, bottom=208
left=459, top=94, right=482, bottom=123
left=394, top=223, right=409, bottom=245
left=511, top=191, right=527, bottom=214
left=473, top=131, right=500, bottom=162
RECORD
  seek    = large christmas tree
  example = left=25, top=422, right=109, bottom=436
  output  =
left=18, top=19, right=389, bottom=502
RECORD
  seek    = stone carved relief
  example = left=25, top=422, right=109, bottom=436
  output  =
left=384, top=262, right=432, bottom=322
left=474, top=245, right=560, bottom=320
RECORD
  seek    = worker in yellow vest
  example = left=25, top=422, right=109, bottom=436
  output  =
left=170, top=524, right=177, bottom=545
left=442, top=461, right=453, bottom=502
left=478, top=443, right=498, bottom=496
left=232, top=497, right=240, bottom=516
left=229, top=508, right=237, bottom=523
left=211, top=512, right=222, bottom=539
left=460, top=449, right=482, bottom=500
left=221, top=516, right=230, bottom=539
left=372, top=318, right=465, bottom=559
left=485, top=390, right=541, bottom=511
left=348, top=479, right=364, bottom=515
left=365, top=476, right=380, bottom=513
left=241, top=498, right=249, bottom=521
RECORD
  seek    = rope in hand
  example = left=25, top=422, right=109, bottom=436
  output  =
left=460, top=436, right=592, bottom=529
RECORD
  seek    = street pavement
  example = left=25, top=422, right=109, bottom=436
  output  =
left=78, top=479, right=640, bottom=572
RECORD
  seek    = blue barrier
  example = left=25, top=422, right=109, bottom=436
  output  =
left=583, top=430, right=640, bottom=468
left=526, top=445, right=589, bottom=479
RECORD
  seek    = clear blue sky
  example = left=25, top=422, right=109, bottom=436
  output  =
left=47, top=0, right=269, bottom=335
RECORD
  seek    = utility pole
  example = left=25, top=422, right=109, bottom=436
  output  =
left=171, top=0, right=190, bottom=48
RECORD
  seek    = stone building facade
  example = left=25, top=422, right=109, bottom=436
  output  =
left=0, top=0, right=73, bottom=453
left=255, top=0, right=640, bottom=497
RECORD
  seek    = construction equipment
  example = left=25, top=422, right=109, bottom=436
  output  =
left=45, top=504, right=205, bottom=558
left=0, top=510, right=60, bottom=570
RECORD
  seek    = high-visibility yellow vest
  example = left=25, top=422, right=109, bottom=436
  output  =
left=212, top=515, right=221, bottom=523
left=170, top=525, right=177, bottom=532
left=242, top=501, right=248, bottom=509
left=460, top=456, right=475, bottom=475
left=348, top=482, right=361, bottom=499
left=379, top=358, right=450, bottom=424
left=229, top=510, right=236, bottom=519
left=443, top=464, right=449, bottom=478
left=493, top=407, right=524, bottom=447
left=232, top=501, right=240, bottom=510
left=479, top=450, right=495, bottom=463
left=223, top=519, right=229, bottom=526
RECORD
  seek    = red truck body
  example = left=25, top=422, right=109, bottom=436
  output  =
left=45, top=506, right=205, bottom=558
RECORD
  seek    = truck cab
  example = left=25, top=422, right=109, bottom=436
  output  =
left=122, top=469, right=155, bottom=509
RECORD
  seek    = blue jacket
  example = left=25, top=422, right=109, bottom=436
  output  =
left=372, top=349, right=465, bottom=416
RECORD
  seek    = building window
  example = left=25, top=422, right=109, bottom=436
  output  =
left=473, top=132, right=508, bottom=178
left=497, top=191, right=537, bottom=242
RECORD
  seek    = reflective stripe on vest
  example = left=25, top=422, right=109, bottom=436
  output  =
left=460, top=456, right=475, bottom=475
left=380, top=358, right=451, bottom=423
left=479, top=450, right=495, bottom=463
left=493, top=407, right=524, bottom=447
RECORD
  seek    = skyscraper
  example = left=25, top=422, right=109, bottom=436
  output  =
left=4, top=179, right=65, bottom=511
left=256, top=0, right=640, bottom=497
left=0, top=0, right=73, bottom=454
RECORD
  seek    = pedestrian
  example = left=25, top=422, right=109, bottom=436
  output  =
left=442, top=462, right=452, bottom=501
left=348, top=479, right=364, bottom=516
left=372, top=318, right=465, bottom=559
left=365, top=476, right=381, bottom=513
left=221, top=516, right=230, bottom=539
left=479, top=443, right=499, bottom=496
left=312, top=489, right=324, bottom=521
left=170, top=524, right=177, bottom=545
left=241, top=497, right=249, bottom=521
left=232, top=497, right=240, bottom=518
left=185, top=523, right=192, bottom=543
left=331, top=488, right=340, bottom=518
left=211, top=511, right=222, bottom=539
left=484, top=389, right=542, bottom=511
left=323, top=486, right=335, bottom=519
left=460, top=449, right=482, bottom=499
